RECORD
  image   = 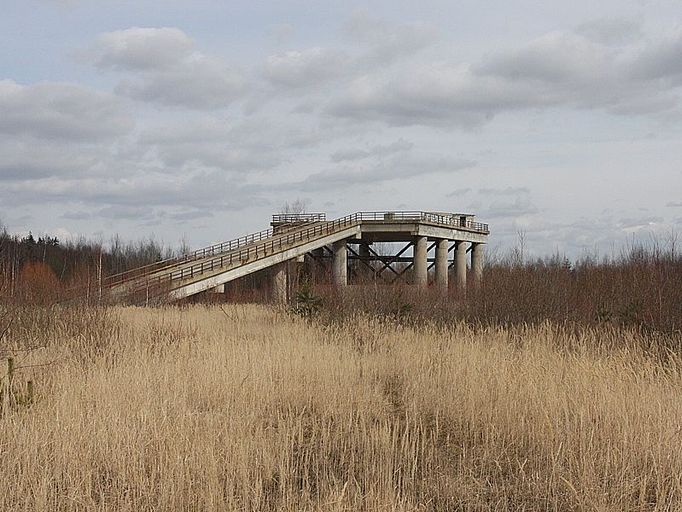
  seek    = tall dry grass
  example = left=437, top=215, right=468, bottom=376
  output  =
left=2, top=305, right=682, bottom=510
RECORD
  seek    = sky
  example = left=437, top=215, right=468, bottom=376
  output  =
left=1, top=0, right=682, bottom=258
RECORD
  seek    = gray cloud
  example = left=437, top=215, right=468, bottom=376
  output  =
left=61, top=210, right=91, bottom=220
left=666, top=201, right=682, bottom=207
left=617, top=216, right=664, bottom=230
left=0, top=167, right=267, bottom=214
left=293, top=154, right=475, bottom=191
left=0, top=80, right=132, bottom=141
left=93, top=27, right=246, bottom=109
left=330, top=138, right=413, bottom=162
left=445, top=188, right=471, bottom=197
left=162, top=209, right=215, bottom=222
left=477, top=32, right=612, bottom=85
left=93, top=27, right=195, bottom=71
left=260, top=12, right=438, bottom=95
left=483, top=197, right=539, bottom=219
left=329, top=29, right=682, bottom=128
left=478, top=187, right=530, bottom=195
left=628, top=31, right=682, bottom=82
left=0, top=139, right=101, bottom=180
left=263, top=47, right=350, bottom=88
left=345, top=9, right=438, bottom=66
left=137, top=115, right=354, bottom=173
left=139, top=120, right=282, bottom=172
left=574, top=18, right=642, bottom=45
left=328, top=65, right=532, bottom=128
left=98, top=204, right=155, bottom=220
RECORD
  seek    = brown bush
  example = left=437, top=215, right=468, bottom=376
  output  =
left=312, top=245, right=682, bottom=339
left=18, top=262, right=61, bottom=305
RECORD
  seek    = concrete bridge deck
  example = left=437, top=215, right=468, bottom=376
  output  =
left=101, top=211, right=489, bottom=304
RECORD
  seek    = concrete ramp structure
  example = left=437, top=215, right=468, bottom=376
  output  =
left=99, top=211, right=489, bottom=304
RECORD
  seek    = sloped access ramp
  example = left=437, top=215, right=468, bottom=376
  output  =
left=101, top=211, right=489, bottom=304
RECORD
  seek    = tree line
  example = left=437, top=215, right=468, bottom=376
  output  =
left=0, top=223, right=180, bottom=303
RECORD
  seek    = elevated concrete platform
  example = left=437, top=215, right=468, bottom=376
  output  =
left=98, top=211, right=489, bottom=305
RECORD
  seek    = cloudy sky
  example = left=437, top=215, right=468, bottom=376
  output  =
left=2, top=0, right=682, bottom=257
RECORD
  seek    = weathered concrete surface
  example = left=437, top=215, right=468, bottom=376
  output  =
left=471, top=242, right=484, bottom=284
left=332, top=239, right=348, bottom=287
left=435, top=238, right=449, bottom=291
left=272, top=262, right=287, bottom=304
left=455, top=241, right=468, bottom=293
left=360, top=223, right=488, bottom=244
left=168, top=226, right=360, bottom=300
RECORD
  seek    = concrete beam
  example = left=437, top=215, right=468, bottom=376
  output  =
left=416, top=225, right=488, bottom=244
left=413, top=236, right=428, bottom=287
left=360, top=223, right=488, bottom=244
left=455, top=241, right=468, bottom=293
left=435, top=239, right=449, bottom=291
left=332, top=239, right=348, bottom=287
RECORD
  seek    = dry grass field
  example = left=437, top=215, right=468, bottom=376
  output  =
left=2, top=304, right=682, bottom=510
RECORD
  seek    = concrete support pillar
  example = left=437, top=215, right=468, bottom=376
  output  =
left=272, top=262, right=287, bottom=304
left=435, top=239, right=449, bottom=292
left=413, top=236, right=428, bottom=287
left=308, top=247, right=325, bottom=281
left=332, top=240, right=347, bottom=287
left=455, top=241, right=469, bottom=293
left=471, top=243, right=484, bottom=284
left=359, top=243, right=372, bottom=281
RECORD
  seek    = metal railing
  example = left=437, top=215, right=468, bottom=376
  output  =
left=105, top=210, right=488, bottom=290
left=357, top=211, right=489, bottom=233
left=123, top=213, right=362, bottom=298
left=104, top=226, right=279, bottom=287
left=271, top=212, right=326, bottom=223
left=124, top=210, right=489, bottom=299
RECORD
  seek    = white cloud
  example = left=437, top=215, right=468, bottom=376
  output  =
left=329, top=29, right=682, bottom=127
left=345, top=9, right=438, bottom=65
left=92, top=27, right=246, bottom=109
left=93, top=27, right=195, bottom=71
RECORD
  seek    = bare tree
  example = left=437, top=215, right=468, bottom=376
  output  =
left=279, top=199, right=307, bottom=215
left=178, top=234, right=192, bottom=257
left=512, top=229, right=526, bottom=267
